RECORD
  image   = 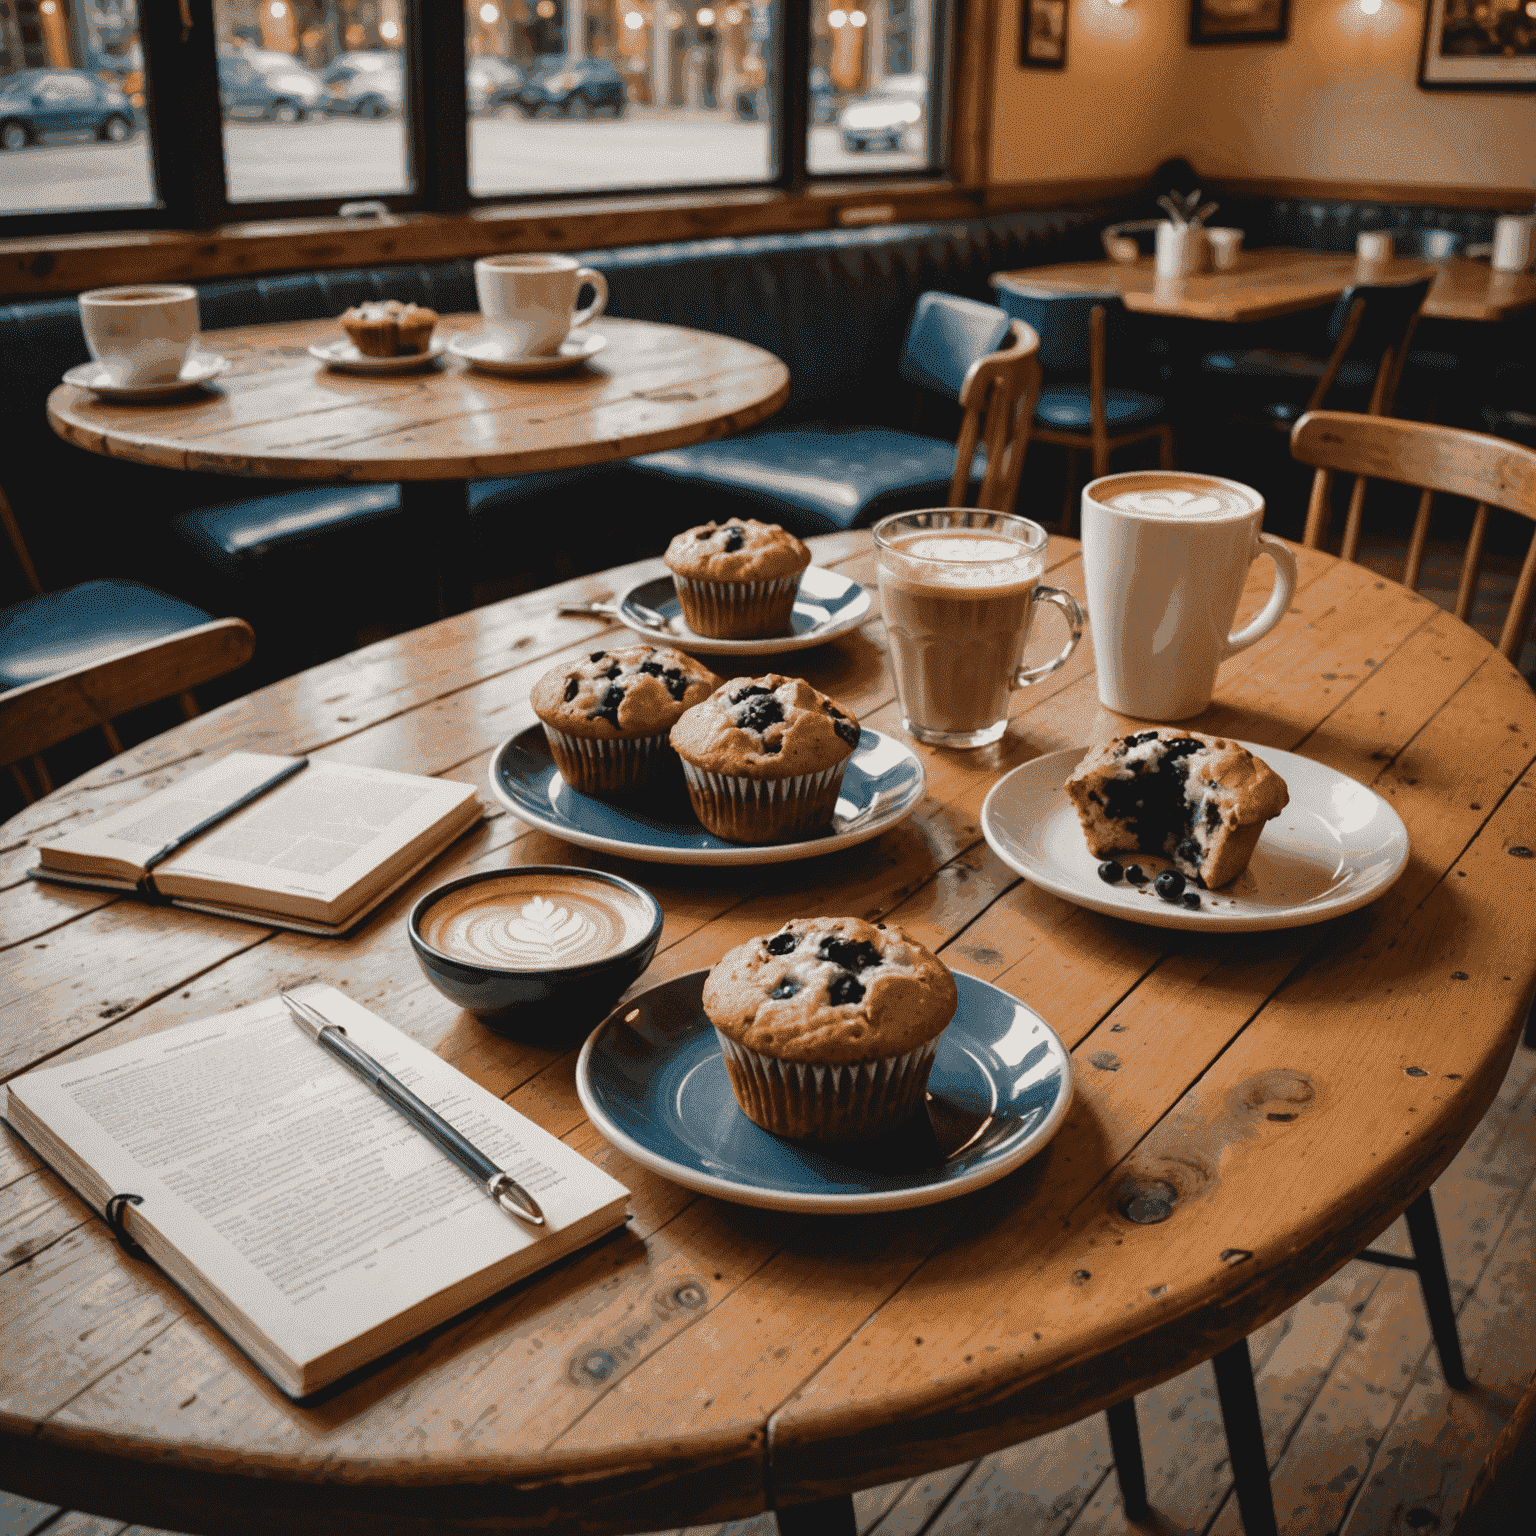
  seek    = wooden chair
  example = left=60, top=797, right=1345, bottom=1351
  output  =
left=2, top=480, right=255, bottom=802
left=991, top=286, right=1173, bottom=532
left=1450, top=1366, right=1536, bottom=1532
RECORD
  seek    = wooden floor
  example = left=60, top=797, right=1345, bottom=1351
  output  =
left=2, top=1034, right=1531, bottom=1536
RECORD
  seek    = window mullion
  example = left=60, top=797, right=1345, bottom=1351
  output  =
left=411, top=0, right=470, bottom=214
left=141, top=0, right=228, bottom=227
left=780, top=0, right=812, bottom=192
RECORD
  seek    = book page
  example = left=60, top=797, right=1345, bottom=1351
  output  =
left=6, top=988, right=628, bottom=1372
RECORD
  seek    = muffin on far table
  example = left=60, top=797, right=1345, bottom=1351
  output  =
left=669, top=674, right=860, bottom=844
left=663, top=519, right=811, bottom=638
left=703, top=916, right=959, bottom=1143
left=532, top=644, right=720, bottom=802
left=340, top=299, right=439, bottom=357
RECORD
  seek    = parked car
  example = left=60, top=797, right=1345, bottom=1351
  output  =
left=838, top=72, right=926, bottom=153
left=217, top=52, right=324, bottom=123
left=322, top=51, right=403, bottom=117
left=0, top=68, right=136, bottom=149
left=468, top=56, right=522, bottom=116
left=510, top=56, right=626, bottom=119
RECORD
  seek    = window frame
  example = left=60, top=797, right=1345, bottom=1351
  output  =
left=0, top=0, right=964, bottom=239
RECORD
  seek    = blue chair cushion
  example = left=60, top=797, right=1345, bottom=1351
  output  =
left=628, top=425, right=975, bottom=535
left=0, top=580, right=213, bottom=692
left=1034, top=387, right=1166, bottom=432
left=174, top=485, right=405, bottom=566
left=1200, top=350, right=1378, bottom=392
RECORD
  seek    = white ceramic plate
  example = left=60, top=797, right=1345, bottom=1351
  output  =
left=612, top=566, right=874, bottom=656
left=981, top=743, right=1410, bottom=932
left=577, top=968, right=1074, bottom=1213
left=308, top=336, right=448, bottom=373
left=449, top=329, right=608, bottom=375
left=490, top=724, right=924, bottom=866
left=63, top=353, right=229, bottom=400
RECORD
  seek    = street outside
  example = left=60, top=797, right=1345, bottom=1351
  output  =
left=1, top=108, right=927, bottom=214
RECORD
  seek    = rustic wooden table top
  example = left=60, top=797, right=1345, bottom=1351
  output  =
left=44, top=314, right=791, bottom=482
left=991, top=251, right=1536, bottom=325
left=3, top=532, right=1535, bottom=1536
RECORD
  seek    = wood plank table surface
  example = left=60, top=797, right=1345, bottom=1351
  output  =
left=44, top=314, right=790, bottom=613
left=990, top=250, right=1536, bottom=325
left=3, top=531, right=1536, bottom=1536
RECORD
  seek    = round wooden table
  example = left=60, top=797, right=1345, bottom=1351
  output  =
left=3, top=532, right=1534, bottom=1536
left=45, top=313, right=790, bottom=614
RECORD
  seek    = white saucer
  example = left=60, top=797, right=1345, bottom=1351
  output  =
left=63, top=353, right=230, bottom=400
left=308, top=336, right=448, bottom=373
left=448, top=329, right=608, bottom=375
left=980, top=743, right=1410, bottom=932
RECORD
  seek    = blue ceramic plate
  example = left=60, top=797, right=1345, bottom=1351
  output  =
left=576, top=969, right=1074, bottom=1212
left=490, top=724, right=925, bottom=867
left=616, top=566, right=873, bottom=656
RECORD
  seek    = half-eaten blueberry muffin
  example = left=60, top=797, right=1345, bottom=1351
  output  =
left=1065, top=729, right=1289, bottom=888
left=531, top=644, right=720, bottom=802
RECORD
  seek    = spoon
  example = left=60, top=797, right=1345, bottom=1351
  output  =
left=557, top=598, right=674, bottom=630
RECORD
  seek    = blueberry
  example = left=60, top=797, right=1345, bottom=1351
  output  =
left=1155, top=870, right=1186, bottom=902
left=817, top=936, right=882, bottom=972
left=735, top=695, right=785, bottom=733
left=563, top=676, right=579, bottom=703
left=663, top=668, right=689, bottom=701
left=722, top=526, right=746, bottom=553
left=1205, top=801, right=1221, bottom=830
left=761, top=737, right=782, bottom=754
left=1182, top=892, right=1202, bottom=909
left=1125, top=732, right=1159, bottom=748
left=831, top=717, right=860, bottom=748
left=729, top=684, right=774, bottom=704
left=590, top=682, right=624, bottom=727
left=828, top=971, right=865, bottom=1006
left=1176, top=838, right=1202, bottom=868
left=589, top=651, right=606, bottom=662
left=770, top=981, right=800, bottom=1000
left=1162, top=737, right=1205, bottom=759
left=1097, top=861, right=1123, bottom=884
left=602, top=662, right=622, bottom=679
left=765, top=932, right=797, bottom=956
left=824, top=702, right=846, bottom=719
left=1124, top=864, right=1147, bottom=885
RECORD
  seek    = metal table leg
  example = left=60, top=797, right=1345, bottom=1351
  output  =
left=399, top=479, right=471, bottom=619
left=775, top=1494, right=858, bottom=1536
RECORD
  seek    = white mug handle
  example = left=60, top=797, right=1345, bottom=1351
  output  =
left=571, top=267, right=607, bottom=329
left=1224, top=533, right=1298, bottom=658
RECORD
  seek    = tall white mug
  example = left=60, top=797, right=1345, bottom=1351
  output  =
left=474, top=253, right=608, bottom=357
left=1492, top=214, right=1535, bottom=274
left=78, top=284, right=200, bottom=387
left=1155, top=220, right=1206, bottom=277
left=1080, top=472, right=1298, bottom=721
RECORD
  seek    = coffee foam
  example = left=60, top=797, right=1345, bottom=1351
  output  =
left=882, top=532, right=1043, bottom=591
left=1098, top=475, right=1259, bottom=521
left=419, top=874, right=653, bottom=971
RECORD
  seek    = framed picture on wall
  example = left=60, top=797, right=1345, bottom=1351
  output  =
left=1189, top=0, right=1289, bottom=45
left=1021, top=0, right=1068, bottom=69
left=1419, top=0, right=1536, bottom=91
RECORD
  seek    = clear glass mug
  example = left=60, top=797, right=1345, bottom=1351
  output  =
left=873, top=510, right=1083, bottom=749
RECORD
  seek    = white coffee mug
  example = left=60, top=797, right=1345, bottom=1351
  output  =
left=1205, top=227, right=1244, bottom=271
left=474, top=253, right=608, bottom=357
left=1357, top=231, right=1394, bottom=263
left=1080, top=471, right=1298, bottom=721
left=1155, top=221, right=1206, bottom=278
left=78, top=284, right=200, bottom=387
left=1492, top=214, right=1535, bottom=274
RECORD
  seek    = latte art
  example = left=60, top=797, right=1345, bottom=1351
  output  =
left=1097, top=473, right=1260, bottom=522
left=1109, top=489, right=1230, bottom=518
left=418, top=874, right=654, bottom=971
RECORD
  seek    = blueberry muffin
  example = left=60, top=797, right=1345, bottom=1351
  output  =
left=340, top=300, right=438, bottom=357
left=662, top=519, right=812, bottom=638
left=704, top=916, right=958, bottom=1142
left=532, top=645, right=721, bottom=802
left=1065, top=729, right=1290, bottom=888
left=669, top=675, right=860, bottom=844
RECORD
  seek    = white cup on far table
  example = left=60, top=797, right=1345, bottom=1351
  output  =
left=474, top=253, right=608, bottom=358
left=1492, top=214, right=1536, bottom=273
left=78, top=284, right=200, bottom=388
left=1155, top=220, right=1207, bottom=278
left=1356, top=231, right=1394, bottom=264
left=1205, top=227, right=1244, bottom=271
left=1080, top=471, right=1298, bottom=722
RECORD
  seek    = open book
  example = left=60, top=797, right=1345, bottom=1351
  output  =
left=32, top=752, right=482, bottom=935
left=4, top=987, right=630, bottom=1399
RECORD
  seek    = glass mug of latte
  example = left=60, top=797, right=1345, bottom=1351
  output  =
left=1080, top=471, right=1298, bottom=721
left=874, top=511, right=1083, bottom=749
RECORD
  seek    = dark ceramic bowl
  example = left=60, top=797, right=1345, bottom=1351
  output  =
left=408, top=866, right=664, bottom=1038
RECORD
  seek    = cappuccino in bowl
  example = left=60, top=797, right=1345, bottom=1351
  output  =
left=409, top=867, right=662, bottom=1033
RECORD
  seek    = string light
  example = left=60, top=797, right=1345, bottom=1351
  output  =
left=480, top=2, right=499, bottom=21
left=850, top=8, right=866, bottom=23
left=380, top=19, right=399, bottom=39
left=1360, top=0, right=1381, bottom=11
left=829, top=8, right=847, bottom=25
left=269, top=1, right=287, bottom=17
left=697, top=6, right=715, bottom=22
left=624, top=9, right=646, bottom=26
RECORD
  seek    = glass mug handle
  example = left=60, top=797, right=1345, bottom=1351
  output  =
left=1013, top=585, right=1084, bottom=687
left=1224, top=533, right=1298, bottom=658
left=572, top=268, right=608, bottom=329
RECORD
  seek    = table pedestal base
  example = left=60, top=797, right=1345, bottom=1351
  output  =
left=400, top=480, right=470, bottom=619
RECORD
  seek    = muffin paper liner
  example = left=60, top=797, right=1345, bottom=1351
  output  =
left=716, top=1032, right=940, bottom=1142
left=671, top=573, right=802, bottom=639
left=542, top=724, right=677, bottom=801
left=681, top=760, right=847, bottom=844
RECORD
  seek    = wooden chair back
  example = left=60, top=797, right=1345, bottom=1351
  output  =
left=1, top=618, right=256, bottom=774
left=949, top=318, right=1042, bottom=513
left=1292, top=410, right=1536, bottom=661
left=1305, top=274, right=1434, bottom=420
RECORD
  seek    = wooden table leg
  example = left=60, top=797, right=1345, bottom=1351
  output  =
left=399, top=480, right=471, bottom=619
left=775, top=1495, right=858, bottom=1536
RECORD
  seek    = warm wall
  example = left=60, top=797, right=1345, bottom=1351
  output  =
left=989, top=0, right=1536, bottom=192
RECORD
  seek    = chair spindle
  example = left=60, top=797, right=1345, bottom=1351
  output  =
left=1454, top=504, right=1489, bottom=623
left=1403, top=488, right=1435, bottom=591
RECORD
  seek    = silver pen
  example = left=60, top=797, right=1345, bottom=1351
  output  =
left=279, top=990, right=545, bottom=1227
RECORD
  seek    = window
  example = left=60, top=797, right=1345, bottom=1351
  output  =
left=0, top=0, right=953, bottom=234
